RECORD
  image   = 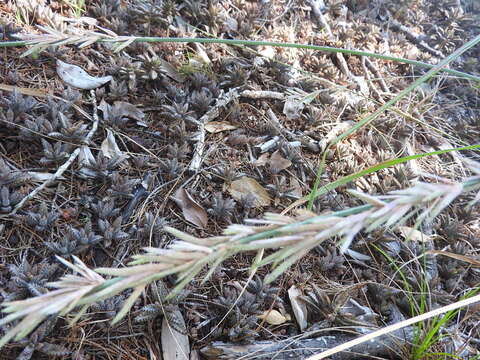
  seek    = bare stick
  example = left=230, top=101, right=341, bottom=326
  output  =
left=361, top=56, right=383, bottom=101
left=241, top=90, right=285, bottom=100
left=387, top=17, right=444, bottom=58
left=266, top=108, right=320, bottom=152
left=188, top=122, right=206, bottom=173
left=189, top=88, right=239, bottom=173
left=364, top=57, right=390, bottom=93
left=308, top=0, right=352, bottom=79
left=9, top=90, right=99, bottom=215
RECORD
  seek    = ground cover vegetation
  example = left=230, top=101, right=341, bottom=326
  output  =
left=0, top=0, right=479, bottom=359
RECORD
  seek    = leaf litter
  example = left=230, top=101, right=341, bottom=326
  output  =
left=0, top=0, right=479, bottom=359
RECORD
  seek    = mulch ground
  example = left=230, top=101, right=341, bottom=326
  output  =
left=0, top=0, right=479, bottom=359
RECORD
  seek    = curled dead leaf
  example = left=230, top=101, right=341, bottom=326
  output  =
left=253, top=153, right=270, bottom=167
left=172, top=188, right=208, bottom=229
left=288, top=285, right=308, bottom=331
left=258, top=309, right=290, bottom=325
left=397, top=226, right=432, bottom=242
left=101, top=129, right=128, bottom=159
left=269, top=150, right=292, bottom=173
left=56, top=60, right=112, bottom=90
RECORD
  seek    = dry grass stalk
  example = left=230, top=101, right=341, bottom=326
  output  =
left=0, top=256, right=105, bottom=348
left=8, top=26, right=480, bottom=83
left=0, top=165, right=479, bottom=348
left=306, top=292, right=480, bottom=360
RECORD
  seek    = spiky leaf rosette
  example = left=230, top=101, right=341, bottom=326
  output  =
left=0, top=171, right=479, bottom=348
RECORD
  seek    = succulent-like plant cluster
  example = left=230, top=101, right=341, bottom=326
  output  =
left=135, top=280, right=189, bottom=334
left=208, top=193, right=236, bottom=221
left=14, top=317, right=70, bottom=360
left=204, top=276, right=280, bottom=342
left=1, top=259, right=57, bottom=301
left=1, top=0, right=479, bottom=358
left=24, top=203, right=59, bottom=233
left=45, top=221, right=103, bottom=256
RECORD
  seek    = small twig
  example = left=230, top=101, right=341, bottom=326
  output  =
left=387, top=17, right=445, bottom=58
left=364, top=57, right=390, bottom=94
left=188, top=121, right=206, bottom=173
left=9, top=90, right=99, bottom=215
left=361, top=56, right=383, bottom=101
left=308, top=0, right=352, bottom=79
left=266, top=108, right=320, bottom=152
left=241, top=90, right=286, bottom=100
left=189, top=88, right=240, bottom=172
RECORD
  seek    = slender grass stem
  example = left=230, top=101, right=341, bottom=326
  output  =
left=2, top=37, right=480, bottom=81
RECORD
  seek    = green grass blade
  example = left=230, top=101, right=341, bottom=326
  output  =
left=308, top=144, right=480, bottom=203
left=1, top=37, right=479, bottom=81
left=329, top=34, right=480, bottom=146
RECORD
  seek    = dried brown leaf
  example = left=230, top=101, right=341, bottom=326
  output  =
left=397, top=226, right=432, bottom=242
left=283, top=96, right=304, bottom=120
left=101, top=129, right=127, bottom=159
left=253, top=153, right=270, bottom=167
left=269, top=150, right=292, bottom=173
left=258, top=309, right=290, bottom=325
left=172, top=188, right=208, bottom=229
left=205, top=121, right=238, bottom=134
left=288, top=285, right=308, bottom=331
left=228, top=177, right=271, bottom=207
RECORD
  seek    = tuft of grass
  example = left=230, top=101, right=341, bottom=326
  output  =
left=293, top=144, right=480, bottom=212
left=305, top=32, right=480, bottom=210
left=373, top=244, right=480, bottom=360
left=0, top=171, right=479, bottom=349
left=62, top=0, right=86, bottom=18
left=413, top=288, right=480, bottom=360
left=371, top=244, right=417, bottom=317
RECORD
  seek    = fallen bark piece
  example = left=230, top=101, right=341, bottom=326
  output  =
left=200, top=304, right=413, bottom=359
